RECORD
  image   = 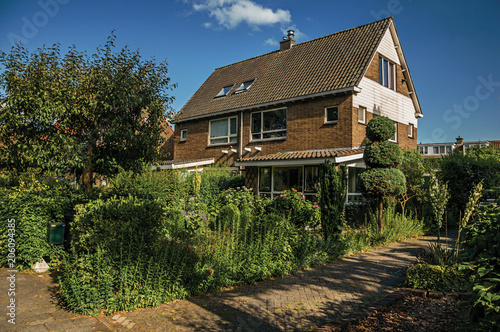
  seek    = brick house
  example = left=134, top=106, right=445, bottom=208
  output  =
left=171, top=17, right=423, bottom=200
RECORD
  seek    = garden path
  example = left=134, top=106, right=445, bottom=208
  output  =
left=106, top=230, right=458, bottom=331
left=0, top=230, right=457, bottom=332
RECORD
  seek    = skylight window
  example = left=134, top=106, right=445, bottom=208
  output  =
left=215, top=84, right=233, bottom=98
left=234, top=79, right=255, bottom=93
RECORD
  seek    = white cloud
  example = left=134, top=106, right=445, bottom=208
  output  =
left=193, top=0, right=291, bottom=29
left=203, top=22, right=212, bottom=28
left=265, top=38, right=277, bottom=47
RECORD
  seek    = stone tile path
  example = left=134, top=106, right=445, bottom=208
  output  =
left=1, top=232, right=457, bottom=331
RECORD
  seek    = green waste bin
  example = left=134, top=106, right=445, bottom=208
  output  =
left=48, top=223, right=65, bottom=244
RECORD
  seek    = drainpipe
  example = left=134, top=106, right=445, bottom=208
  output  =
left=239, top=110, right=243, bottom=173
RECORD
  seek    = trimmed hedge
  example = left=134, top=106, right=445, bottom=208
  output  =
left=406, top=264, right=470, bottom=291
left=359, top=168, right=406, bottom=197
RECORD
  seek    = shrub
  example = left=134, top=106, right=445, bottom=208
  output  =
left=406, top=264, right=469, bottom=291
left=0, top=180, right=74, bottom=269
left=460, top=203, right=500, bottom=329
left=359, top=168, right=406, bottom=197
left=363, top=141, right=403, bottom=168
left=270, top=189, right=320, bottom=228
left=318, top=161, right=347, bottom=240
left=365, top=116, right=395, bottom=142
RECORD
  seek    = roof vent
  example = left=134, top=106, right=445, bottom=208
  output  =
left=280, top=30, right=296, bottom=51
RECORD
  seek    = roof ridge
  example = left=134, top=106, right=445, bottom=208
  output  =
left=214, top=17, right=393, bottom=72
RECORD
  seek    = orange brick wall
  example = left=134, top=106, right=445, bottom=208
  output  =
left=174, top=93, right=356, bottom=166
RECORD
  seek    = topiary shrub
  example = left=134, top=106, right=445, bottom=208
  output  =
left=366, top=116, right=396, bottom=142
left=363, top=141, right=403, bottom=168
left=360, top=116, right=405, bottom=231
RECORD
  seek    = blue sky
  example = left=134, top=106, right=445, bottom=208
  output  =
left=1, top=0, right=499, bottom=143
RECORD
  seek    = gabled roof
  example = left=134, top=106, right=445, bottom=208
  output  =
left=174, top=17, right=394, bottom=123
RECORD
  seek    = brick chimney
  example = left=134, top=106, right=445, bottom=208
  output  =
left=280, top=30, right=295, bottom=51
left=456, top=136, right=464, bottom=145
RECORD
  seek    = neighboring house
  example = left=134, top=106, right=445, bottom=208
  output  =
left=418, top=136, right=499, bottom=157
left=171, top=17, right=423, bottom=201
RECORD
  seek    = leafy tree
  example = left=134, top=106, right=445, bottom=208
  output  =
left=318, top=160, right=347, bottom=240
left=428, top=172, right=450, bottom=242
left=360, top=116, right=406, bottom=231
left=0, top=33, right=176, bottom=189
left=439, top=146, right=500, bottom=213
left=397, top=149, right=426, bottom=216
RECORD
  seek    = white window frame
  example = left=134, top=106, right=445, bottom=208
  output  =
left=389, top=122, right=398, bottom=143
left=325, top=106, right=339, bottom=124
left=209, top=116, right=238, bottom=146
left=379, top=56, right=396, bottom=91
left=234, top=79, right=254, bottom=94
left=215, top=84, right=234, bottom=98
left=408, top=123, right=414, bottom=138
left=251, top=108, right=287, bottom=141
left=358, top=106, right=366, bottom=124
left=180, top=129, right=187, bottom=141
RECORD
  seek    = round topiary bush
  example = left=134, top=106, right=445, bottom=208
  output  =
left=359, top=168, right=406, bottom=197
left=366, top=116, right=395, bottom=142
left=363, top=141, right=403, bottom=168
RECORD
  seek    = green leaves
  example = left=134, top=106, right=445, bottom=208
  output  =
left=0, top=34, right=176, bottom=185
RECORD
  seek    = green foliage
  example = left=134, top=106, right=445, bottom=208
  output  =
left=460, top=204, right=500, bottom=329
left=109, top=169, right=183, bottom=207
left=406, top=264, right=469, bottom=291
left=397, top=149, right=426, bottom=216
left=365, top=116, right=396, bottom=142
left=415, top=242, right=457, bottom=266
left=363, top=141, right=403, bottom=168
left=439, top=147, right=500, bottom=212
left=360, top=168, right=406, bottom=197
left=428, top=172, right=450, bottom=238
left=270, top=189, right=321, bottom=229
left=0, top=180, right=74, bottom=269
left=216, top=204, right=240, bottom=232
left=0, top=33, right=176, bottom=186
left=318, top=161, right=347, bottom=240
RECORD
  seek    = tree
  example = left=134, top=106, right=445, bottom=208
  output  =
left=360, top=116, right=406, bottom=231
left=0, top=33, right=176, bottom=189
left=318, top=160, right=347, bottom=241
left=397, top=149, right=425, bottom=216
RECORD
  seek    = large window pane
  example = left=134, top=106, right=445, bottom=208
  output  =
left=273, top=167, right=302, bottom=192
left=259, top=167, right=271, bottom=192
left=383, top=59, right=389, bottom=87
left=263, top=109, right=286, bottom=131
left=210, top=119, right=228, bottom=138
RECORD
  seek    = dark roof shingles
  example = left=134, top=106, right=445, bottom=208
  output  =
left=174, top=18, right=392, bottom=122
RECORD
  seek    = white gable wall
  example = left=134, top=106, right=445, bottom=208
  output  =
left=353, top=28, right=418, bottom=128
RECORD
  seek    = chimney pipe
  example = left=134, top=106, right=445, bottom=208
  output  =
left=280, top=30, right=295, bottom=51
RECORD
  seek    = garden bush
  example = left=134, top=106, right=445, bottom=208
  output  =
left=269, top=189, right=320, bottom=228
left=0, top=180, right=76, bottom=269
left=406, top=264, right=469, bottom=291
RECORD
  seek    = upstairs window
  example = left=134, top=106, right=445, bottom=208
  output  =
left=209, top=117, right=237, bottom=145
left=234, top=79, right=254, bottom=93
left=389, top=122, right=398, bottom=142
left=379, top=57, right=395, bottom=90
left=325, top=106, right=339, bottom=123
left=251, top=108, right=286, bottom=140
left=408, top=123, right=414, bottom=138
left=358, top=106, right=366, bottom=124
left=215, top=84, right=233, bottom=98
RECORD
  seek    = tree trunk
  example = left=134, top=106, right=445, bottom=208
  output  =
left=378, top=197, right=384, bottom=232
left=83, top=145, right=93, bottom=191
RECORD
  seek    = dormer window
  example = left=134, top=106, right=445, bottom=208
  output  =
left=234, top=79, right=254, bottom=93
left=379, top=57, right=395, bottom=90
left=215, top=84, right=233, bottom=98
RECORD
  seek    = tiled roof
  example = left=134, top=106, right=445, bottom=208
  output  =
left=174, top=17, right=393, bottom=122
left=238, top=148, right=365, bottom=162
left=488, top=140, right=500, bottom=149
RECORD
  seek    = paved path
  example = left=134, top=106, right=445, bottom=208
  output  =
left=1, top=231, right=457, bottom=331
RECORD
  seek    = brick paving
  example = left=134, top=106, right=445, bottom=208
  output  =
left=1, top=232, right=457, bottom=331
